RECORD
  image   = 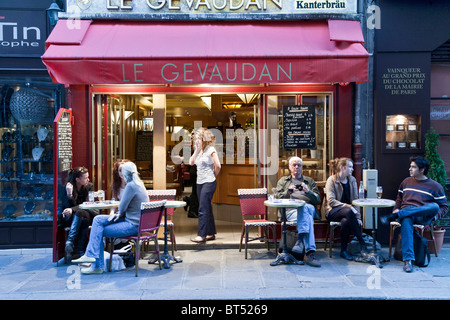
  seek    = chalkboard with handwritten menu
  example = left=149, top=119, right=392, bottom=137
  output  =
left=282, top=105, right=316, bottom=149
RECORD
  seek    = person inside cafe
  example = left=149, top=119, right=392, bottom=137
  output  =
left=60, top=166, right=98, bottom=262
left=381, top=156, right=448, bottom=273
left=72, top=161, right=150, bottom=274
left=324, top=157, right=367, bottom=260
left=189, top=127, right=221, bottom=243
left=274, top=156, right=322, bottom=267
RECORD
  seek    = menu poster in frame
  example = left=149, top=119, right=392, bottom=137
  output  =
left=54, top=109, right=72, bottom=172
left=282, top=105, right=316, bottom=149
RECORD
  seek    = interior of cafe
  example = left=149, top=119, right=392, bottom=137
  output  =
left=89, top=90, right=334, bottom=245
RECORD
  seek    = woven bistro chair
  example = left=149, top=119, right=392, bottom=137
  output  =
left=108, top=201, right=166, bottom=276
left=147, top=189, right=177, bottom=255
left=389, top=220, right=438, bottom=258
left=237, top=188, right=277, bottom=259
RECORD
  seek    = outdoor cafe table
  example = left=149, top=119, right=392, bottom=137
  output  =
left=352, top=198, right=396, bottom=267
left=149, top=200, right=186, bottom=269
left=264, top=199, right=305, bottom=266
left=79, top=200, right=120, bottom=210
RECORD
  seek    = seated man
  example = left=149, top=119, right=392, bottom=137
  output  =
left=275, top=156, right=322, bottom=267
left=381, top=156, right=448, bottom=273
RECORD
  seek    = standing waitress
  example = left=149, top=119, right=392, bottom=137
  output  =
left=189, top=128, right=221, bottom=243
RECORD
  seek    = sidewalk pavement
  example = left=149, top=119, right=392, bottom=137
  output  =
left=1, top=244, right=450, bottom=301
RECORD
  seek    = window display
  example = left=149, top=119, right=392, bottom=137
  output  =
left=0, top=83, right=58, bottom=222
left=385, top=114, right=421, bottom=151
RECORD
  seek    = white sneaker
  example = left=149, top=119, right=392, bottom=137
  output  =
left=81, top=266, right=103, bottom=275
left=72, top=255, right=96, bottom=264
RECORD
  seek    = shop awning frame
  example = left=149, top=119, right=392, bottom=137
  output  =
left=43, top=19, right=369, bottom=85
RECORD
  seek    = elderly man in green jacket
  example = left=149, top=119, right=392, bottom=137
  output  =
left=274, top=156, right=321, bottom=267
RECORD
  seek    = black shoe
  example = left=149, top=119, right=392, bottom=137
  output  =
left=183, top=196, right=190, bottom=211
left=380, top=213, right=398, bottom=225
left=403, top=260, right=413, bottom=273
left=340, top=251, right=353, bottom=261
left=65, top=241, right=74, bottom=262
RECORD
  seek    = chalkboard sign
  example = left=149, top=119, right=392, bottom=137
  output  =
left=136, top=131, right=153, bottom=161
left=282, top=105, right=316, bottom=149
left=55, top=109, right=72, bottom=172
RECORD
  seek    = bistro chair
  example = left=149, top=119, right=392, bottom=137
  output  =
left=389, top=220, right=438, bottom=258
left=148, top=189, right=177, bottom=255
left=237, top=188, right=277, bottom=259
left=108, top=201, right=166, bottom=276
left=324, top=221, right=342, bottom=258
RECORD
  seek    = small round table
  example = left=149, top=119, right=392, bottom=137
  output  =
left=264, top=199, right=305, bottom=266
left=158, top=200, right=185, bottom=269
left=79, top=201, right=120, bottom=210
left=352, top=198, right=395, bottom=267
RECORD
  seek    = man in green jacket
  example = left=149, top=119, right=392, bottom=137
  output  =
left=275, top=156, right=321, bottom=267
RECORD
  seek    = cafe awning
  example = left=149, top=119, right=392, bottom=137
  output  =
left=42, top=19, right=368, bottom=85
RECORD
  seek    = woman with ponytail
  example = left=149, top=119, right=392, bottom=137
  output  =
left=72, top=162, right=149, bottom=274
left=324, top=158, right=367, bottom=260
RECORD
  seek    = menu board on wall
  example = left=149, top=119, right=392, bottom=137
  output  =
left=282, top=105, right=316, bottom=149
left=136, top=131, right=153, bottom=161
left=55, top=109, right=72, bottom=172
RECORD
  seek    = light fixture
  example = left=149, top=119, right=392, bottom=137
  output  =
left=201, top=96, right=211, bottom=110
left=237, top=94, right=258, bottom=104
left=46, top=0, right=62, bottom=28
left=222, top=103, right=242, bottom=109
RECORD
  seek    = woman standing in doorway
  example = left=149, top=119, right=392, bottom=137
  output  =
left=189, top=128, right=221, bottom=243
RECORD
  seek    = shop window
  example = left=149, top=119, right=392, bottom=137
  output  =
left=385, top=114, right=421, bottom=151
left=266, top=93, right=333, bottom=192
left=0, top=84, right=59, bottom=222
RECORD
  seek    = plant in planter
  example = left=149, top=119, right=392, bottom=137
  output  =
left=425, top=127, right=448, bottom=254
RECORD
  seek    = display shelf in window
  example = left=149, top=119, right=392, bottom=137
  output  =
left=0, top=124, right=54, bottom=222
left=384, top=114, right=421, bottom=152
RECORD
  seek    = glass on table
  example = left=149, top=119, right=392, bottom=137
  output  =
left=376, top=186, right=383, bottom=199
left=88, top=191, right=95, bottom=202
left=97, top=190, right=105, bottom=202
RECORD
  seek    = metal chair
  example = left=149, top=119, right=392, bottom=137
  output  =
left=148, top=189, right=177, bottom=255
left=323, top=221, right=342, bottom=258
left=389, top=220, right=438, bottom=258
left=108, top=201, right=166, bottom=276
left=237, top=188, right=277, bottom=259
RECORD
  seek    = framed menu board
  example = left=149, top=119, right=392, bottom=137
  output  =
left=54, top=108, right=72, bottom=172
left=282, top=105, right=316, bottom=149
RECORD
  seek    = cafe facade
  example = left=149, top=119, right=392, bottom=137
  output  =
left=0, top=0, right=375, bottom=258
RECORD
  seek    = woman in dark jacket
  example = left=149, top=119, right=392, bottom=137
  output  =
left=61, top=167, right=98, bottom=261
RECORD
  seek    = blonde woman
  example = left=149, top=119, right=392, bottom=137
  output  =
left=189, top=128, right=221, bottom=243
left=324, top=158, right=367, bottom=260
left=73, top=162, right=149, bottom=274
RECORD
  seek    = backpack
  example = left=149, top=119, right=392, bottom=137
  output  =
left=413, top=230, right=431, bottom=267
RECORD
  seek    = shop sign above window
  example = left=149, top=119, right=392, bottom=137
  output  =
left=64, top=0, right=357, bottom=19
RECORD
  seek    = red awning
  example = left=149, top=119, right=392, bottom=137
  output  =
left=42, top=20, right=369, bottom=85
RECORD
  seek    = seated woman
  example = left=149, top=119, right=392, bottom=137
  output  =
left=324, top=158, right=367, bottom=260
left=60, top=167, right=98, bottom=262
left=72, top=161, right=149, bottom=274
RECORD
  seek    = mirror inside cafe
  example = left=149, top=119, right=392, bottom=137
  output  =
left=92, top=92, right=333, bottom=241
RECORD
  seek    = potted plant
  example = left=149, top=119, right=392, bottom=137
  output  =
left=425, top=127, right=448, bottom=254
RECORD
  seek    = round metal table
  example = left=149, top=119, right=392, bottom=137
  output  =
left=352, top=198, right=396, bottom=267
left=264, top=199, right=305, bottom=266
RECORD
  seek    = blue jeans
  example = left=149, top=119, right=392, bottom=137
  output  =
left=85, top=215, right=138, bottom=270
left=286, top=203, right=316, bottom=252
left=398, top=202, right=439, bottom=261
left=197, top=180, right=217, bottom=237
